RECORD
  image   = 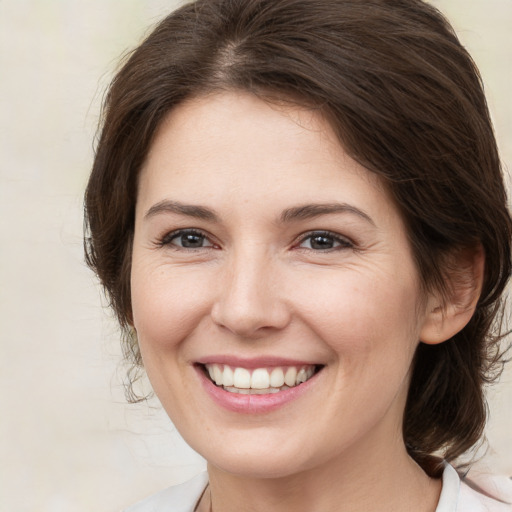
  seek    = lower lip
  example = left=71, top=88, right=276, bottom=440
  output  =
left=195, top=365, right=320, bottom=414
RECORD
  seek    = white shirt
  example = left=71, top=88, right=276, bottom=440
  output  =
left=124, top=464, right=512, bottom=512
left=439, top=464, right=511, bottom=511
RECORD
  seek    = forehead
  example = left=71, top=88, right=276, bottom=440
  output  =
left=138, top=91, right=386, bottom=211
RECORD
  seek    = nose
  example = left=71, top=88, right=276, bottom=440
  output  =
left=211, top=248, right=291, bottom=338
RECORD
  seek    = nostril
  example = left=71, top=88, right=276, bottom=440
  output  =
left=210, top=304, right=292, bottom=339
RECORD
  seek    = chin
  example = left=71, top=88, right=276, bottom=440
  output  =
left=207, top=453, right=307, bottom=480
left=192, top=431, right=328, bottom=480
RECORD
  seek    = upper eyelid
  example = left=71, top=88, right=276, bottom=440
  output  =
left=294, top=230, right=354, bottom=246
left=159, top=228, right=214, bottom=246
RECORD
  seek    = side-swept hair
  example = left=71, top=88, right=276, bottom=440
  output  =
left=85, top=0, right=512, bottom=471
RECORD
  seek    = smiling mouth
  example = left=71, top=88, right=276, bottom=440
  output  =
left=201, top=363, right=322, bottom=394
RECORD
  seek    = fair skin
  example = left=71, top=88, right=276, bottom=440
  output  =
left=130, top=91, right=478, bottom=512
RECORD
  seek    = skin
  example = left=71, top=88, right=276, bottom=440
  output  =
left=129, top=91, right=474, bottom=512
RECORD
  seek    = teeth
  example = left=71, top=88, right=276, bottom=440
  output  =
left=223, top=365, right=234, bottom=386
left=233, top=367, right=251, bottom=388
left=223, top=385, right=291, bottom=394
left=284, top=367, right=297, bottom=387
left=296, top=368, right=307, bottom=384
left=204, top=364, right=318, bottom=393
left=213, top=365, right=223, bottom=386
left=270, top=367, right=285, bottom=388
left=251, top=368, right=270, bottom=389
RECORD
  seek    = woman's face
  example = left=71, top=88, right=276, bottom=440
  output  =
left=131, top=91, right=433, bottom=478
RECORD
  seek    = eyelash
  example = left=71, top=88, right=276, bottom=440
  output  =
left=295, top=230, right=354, bottom=252
left=157, top=229, right=216, bottom=250
left=157, top=229, right=354, bottom=252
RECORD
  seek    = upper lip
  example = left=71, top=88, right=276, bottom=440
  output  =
left=195, top=355, right=323, bottom=369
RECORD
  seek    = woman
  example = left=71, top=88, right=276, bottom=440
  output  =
left=84, top=0, right=512, bottom=510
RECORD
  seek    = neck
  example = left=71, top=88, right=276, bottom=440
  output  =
left=201, top=438, right=441, bottom=512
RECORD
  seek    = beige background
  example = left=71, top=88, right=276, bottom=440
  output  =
left=0, top=1, right=510, bottom=511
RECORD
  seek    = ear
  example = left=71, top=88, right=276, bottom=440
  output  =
left=420, top=245, right=485, bottom=345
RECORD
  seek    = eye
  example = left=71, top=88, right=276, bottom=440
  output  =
left=298, top=231, right=353, bottom=251
left=161, top=229, right=214, bottom=249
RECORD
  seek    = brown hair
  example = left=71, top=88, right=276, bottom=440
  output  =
left=84, top=0, right=512, bottom=470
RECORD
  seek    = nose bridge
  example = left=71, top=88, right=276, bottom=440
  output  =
left=211, top=243, right=290, bottom=337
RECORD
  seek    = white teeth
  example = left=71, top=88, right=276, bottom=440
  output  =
left=223, top=365, right=234, bottom=386
left=223, top=386, right=290, bottom=394
left=251, top=368, right=270, bottom=389
left=204, top=364, right=318, bottom=393
left=284, top=367, right=297, bottom=387
left=233, top=368, right=251, bottom=389
left=213, top=365, right=223, bottom=386
left=296, top=368, right=307, bottom=384
left=270, top=367, right=285, bottom=388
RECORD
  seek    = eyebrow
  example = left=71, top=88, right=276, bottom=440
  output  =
left=144, top=200, right=219, bottom=222
left=280, top=203, right=375, bottom=225
left=144, top=199, right=374, bottom=226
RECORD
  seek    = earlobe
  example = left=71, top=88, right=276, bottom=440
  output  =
left=420, top=245, right=485, bottom=345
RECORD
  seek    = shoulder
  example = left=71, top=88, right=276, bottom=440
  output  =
left=438, top=463, right=512, bottom=512
left=123, top=472, right=209, bottom=512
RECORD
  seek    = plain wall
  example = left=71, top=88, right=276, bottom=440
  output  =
left=0, top=1, right=510, bottom=510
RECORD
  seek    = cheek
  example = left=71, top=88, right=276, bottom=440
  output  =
left=293, top=267, right=422, bottom=365
left=130, top=263, right=215, bottom=353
